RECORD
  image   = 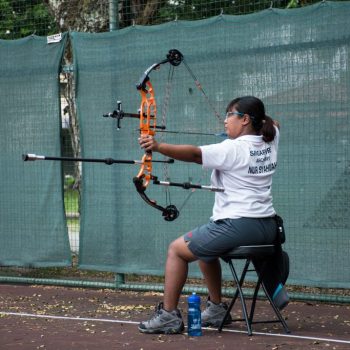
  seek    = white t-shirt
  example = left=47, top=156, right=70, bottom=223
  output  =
left=200, top=127, right=280, bottom=221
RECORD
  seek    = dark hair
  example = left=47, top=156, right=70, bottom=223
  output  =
left=226, top=96, right=276, bottom=142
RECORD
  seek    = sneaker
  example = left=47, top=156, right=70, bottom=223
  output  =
left=138, top=302, right=185, bottom=334
left=201, top=300, right=232, bottom=327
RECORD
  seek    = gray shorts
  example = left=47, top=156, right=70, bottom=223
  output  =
left=184, top=217, right=277, bottom=262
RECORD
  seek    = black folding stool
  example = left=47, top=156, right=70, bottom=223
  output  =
left=218, top=244, right=290, bottom=336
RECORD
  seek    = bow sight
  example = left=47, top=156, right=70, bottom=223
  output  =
left=103, top=101, right=166, bottom=131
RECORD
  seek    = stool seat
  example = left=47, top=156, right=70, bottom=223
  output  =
left=219, top=244, right=290, bottom=335
left=222, top=244, right=275, bottom=260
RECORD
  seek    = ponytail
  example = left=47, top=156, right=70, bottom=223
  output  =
left=261, top=115, right=276, bottom=143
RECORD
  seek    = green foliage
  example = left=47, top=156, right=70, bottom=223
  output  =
left=0, top=0, right=58, bottom=39
left=156, top=0, right=333, bottom=23
left=64, top=189, right=79, bottom=214
left=157, top=0, right=296, bottom=23
left=157, top=0, right=246, bottom=22
left=0, top=0, right=342, bottom=36
left=0, top=0, right=12, bottom=37
left=64, top=175, right=75, bottom=190
left=287, top=0, right=299, bottom=8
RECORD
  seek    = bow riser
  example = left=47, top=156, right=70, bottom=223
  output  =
left=136, top=79, right=157, bottom=189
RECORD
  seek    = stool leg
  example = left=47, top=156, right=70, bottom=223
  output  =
left=252, top=260, right=290, bottom=334
left=219, top=259, right=249, bottom=331
left=219, top=259, right=252, bottom=335
left=261, top=282, right=290, bottom=334
left=248, top=259, right=269, bottom=324
left=218, top=286, right=239, bottom=332
left=231, top=260, right=253, bottom=335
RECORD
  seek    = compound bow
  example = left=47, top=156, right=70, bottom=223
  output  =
left=104, top=49, right=224, bottom=221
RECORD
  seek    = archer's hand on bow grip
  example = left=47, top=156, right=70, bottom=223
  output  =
left=139, top=135, right=159, bottom=153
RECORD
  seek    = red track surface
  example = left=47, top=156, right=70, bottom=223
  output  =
left=1, top=284, right=350, bottom=350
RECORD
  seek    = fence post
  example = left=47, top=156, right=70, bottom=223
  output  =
left=114, top=273, right=125, bottom=288
left=109, top=0, right=118, bottom=31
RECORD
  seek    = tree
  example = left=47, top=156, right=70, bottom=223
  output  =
left=0, top=0, right=58, bottom=39
left=47, top=0, right=108, bottom=32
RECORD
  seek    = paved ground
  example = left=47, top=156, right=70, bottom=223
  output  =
left=0, top=284, right=350, bottom=349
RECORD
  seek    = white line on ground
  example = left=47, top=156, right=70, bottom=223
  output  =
left=1, top=311, right=350, bottom=345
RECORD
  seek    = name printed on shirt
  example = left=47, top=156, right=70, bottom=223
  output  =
left=248, top=146, right=277, bottom=174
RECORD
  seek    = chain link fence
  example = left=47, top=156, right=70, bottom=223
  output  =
left=1, top=1, right=350, bottom=302
left=0, top=0, right=333, bottom=39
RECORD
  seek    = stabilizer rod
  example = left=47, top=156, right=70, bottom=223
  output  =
left=22, top=154, right=174, bottom=165
left=153, top=179, right=224, bottom=192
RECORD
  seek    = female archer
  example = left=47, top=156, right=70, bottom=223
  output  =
left=138, top=95, right=283, bottom=334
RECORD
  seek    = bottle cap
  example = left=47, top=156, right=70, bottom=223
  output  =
left=188, top=292, right=200, bottom=302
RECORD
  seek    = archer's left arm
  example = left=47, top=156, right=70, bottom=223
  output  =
left=139, top=135, right=202, bottom=164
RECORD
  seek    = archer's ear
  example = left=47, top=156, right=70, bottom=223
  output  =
left=242, top=114, right=251, bottom=125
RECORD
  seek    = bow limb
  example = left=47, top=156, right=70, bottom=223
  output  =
left=133, top=174, right=179, bottom=221
left=133, top=153, right=179, bottom=222
left=136, top=49, right=183, bottom=91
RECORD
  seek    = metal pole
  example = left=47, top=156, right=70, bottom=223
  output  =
left=1, top=276, right=350, bottom=304
left=109, top=0, right=118, bottom=31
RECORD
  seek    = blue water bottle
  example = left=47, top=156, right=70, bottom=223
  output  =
left=187, top=293, right=202, bottom=336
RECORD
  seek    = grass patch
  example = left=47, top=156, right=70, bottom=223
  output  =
left=64, top=189, right=79, bottom=214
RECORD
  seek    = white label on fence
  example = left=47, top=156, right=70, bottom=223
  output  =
left=47, top=33, right=62, bottom=44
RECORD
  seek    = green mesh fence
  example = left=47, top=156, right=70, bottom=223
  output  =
left=0, top=33, right=71, bottom=267
left=1, top=2, right=350, bottom=290
left=73, top=2, right=350, bottom=288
